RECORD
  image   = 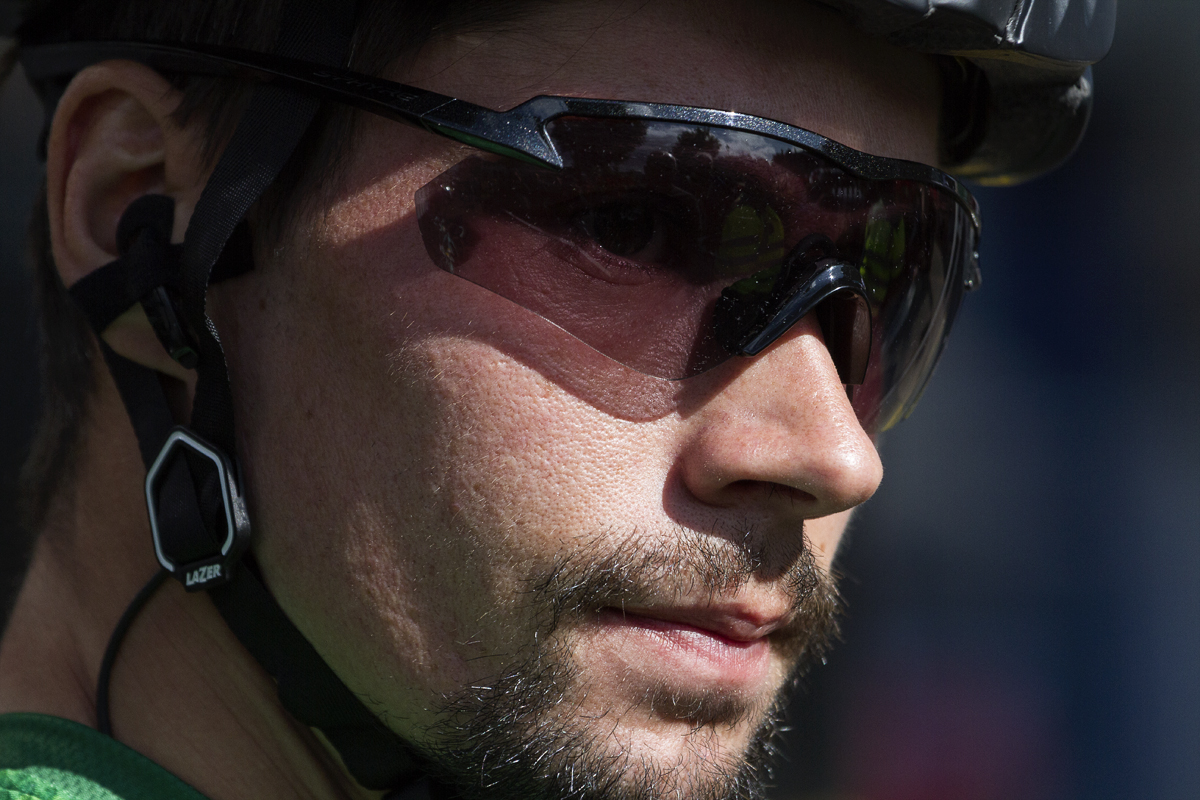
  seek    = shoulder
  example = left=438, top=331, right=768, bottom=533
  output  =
left=0, top=714, right=209, bottom=800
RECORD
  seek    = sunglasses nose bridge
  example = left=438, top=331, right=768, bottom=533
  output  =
left=733, top=261, right=872, bottom=382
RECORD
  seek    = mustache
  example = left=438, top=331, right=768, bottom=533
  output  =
left=526, top=523, right=842, bottom=659
left=421, top=524, right=844, bottom=800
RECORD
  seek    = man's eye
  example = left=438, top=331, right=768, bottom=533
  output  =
left=574, top=203, right=659, bottom=258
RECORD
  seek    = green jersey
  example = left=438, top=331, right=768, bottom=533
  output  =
left=0, top=713, right=209, bottom=800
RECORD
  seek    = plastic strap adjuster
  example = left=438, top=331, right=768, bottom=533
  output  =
left=144, top=427, right=251, bottom=591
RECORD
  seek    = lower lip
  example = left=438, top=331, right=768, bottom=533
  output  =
left=592, top=608, right=772, bottom=689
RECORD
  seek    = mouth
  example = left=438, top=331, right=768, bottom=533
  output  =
left=610, top=605, right=790, bottom=642
left=586, top=603, right=789, bottom=696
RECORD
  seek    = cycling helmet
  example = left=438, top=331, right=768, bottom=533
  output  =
left=3, top=0, right=1117, bottom=185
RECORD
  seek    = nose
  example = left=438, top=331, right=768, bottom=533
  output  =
left=678, top=313, right=883, bottom=520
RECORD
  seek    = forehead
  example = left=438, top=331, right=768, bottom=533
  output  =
left=405, top=0, right=940, bottom=163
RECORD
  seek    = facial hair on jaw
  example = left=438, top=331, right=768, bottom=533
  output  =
left=418, top=524, right=842, bottom=800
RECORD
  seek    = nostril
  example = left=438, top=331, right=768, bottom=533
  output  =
left=726, top=479, right=816, bottom=506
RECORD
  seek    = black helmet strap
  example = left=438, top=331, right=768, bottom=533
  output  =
left=60, top=0, right=424, bottom=792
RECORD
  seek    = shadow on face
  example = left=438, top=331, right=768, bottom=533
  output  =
left=215, top=2, right=938, bottom=798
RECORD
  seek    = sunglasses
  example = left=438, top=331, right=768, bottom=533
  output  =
left=22, top=41, right=982, bottom=432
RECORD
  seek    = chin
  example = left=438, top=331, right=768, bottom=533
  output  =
left=418, top=620, right=795, bottom=800
left=411, top=524, right=837, bottom=799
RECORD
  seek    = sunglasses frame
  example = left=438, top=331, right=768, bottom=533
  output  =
left=21, top=39, right=982, bottom=234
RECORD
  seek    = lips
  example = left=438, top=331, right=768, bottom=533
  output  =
left=588, top=605, right=779, bottom=694
left=608, top=604, right=790, bottom=643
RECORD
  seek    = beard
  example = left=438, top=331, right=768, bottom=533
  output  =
left=416, top=524, right=842, bottom=800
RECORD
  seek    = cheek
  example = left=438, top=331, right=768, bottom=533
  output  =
left=216, top=219, right=493, bottom=725
left=413, top=338, right=677, bottom=559
left=220, top=221, right=680, bottom=735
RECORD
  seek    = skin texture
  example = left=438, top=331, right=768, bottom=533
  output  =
left=0, top=1, right=939, bottom=798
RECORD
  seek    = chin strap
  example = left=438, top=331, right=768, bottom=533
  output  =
left=64, top=0, right=424, bottom=791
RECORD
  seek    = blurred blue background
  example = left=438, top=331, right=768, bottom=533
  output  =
left=1, top=3, right=1196, bottom=799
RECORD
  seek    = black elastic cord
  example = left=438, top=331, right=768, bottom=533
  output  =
left=96, top=568, right=170, bottom=737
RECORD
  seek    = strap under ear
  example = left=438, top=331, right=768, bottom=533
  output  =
left=68, top=195, right=243, bottom=581
left=68, top=195, right=181, bottom=337
left=66, top=1, right=427, bottom=790
left=68, top=194, right=253, bottom=368
left=148, top=0, right=424, bottom=789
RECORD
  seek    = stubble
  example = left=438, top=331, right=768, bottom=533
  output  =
left=418, top=524, right=841, bottom=800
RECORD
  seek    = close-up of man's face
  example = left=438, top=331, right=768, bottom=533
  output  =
left=8, top=1, right=1181, bottom=799
left=4, top=0, right=1161, bottom=799
left=209, top=1, right=934, bottom=796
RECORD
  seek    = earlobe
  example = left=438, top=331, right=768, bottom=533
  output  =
left=46, top=60, right=207, bottom=382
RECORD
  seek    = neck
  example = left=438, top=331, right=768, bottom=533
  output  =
left=0, top=365, right=380, bottom=800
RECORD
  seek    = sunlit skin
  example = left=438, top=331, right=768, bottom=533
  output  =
left=0, top=0, right=939, bottom=798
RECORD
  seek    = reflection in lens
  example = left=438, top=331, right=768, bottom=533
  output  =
left=715, top=200, right=786, bottom=273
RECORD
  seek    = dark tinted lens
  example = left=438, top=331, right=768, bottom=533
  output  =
left=415, top=116, right=976, bottom=431
left=845, top=184, right=975, bottom=430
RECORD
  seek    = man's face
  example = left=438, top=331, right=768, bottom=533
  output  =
left=215, top=1, right=937, bottom=796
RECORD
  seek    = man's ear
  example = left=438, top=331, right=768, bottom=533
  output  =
left=46, top=59, right=208, bottom=382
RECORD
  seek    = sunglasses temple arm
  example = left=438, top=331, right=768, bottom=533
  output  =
left=19, top=41, right=563, bottom=168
